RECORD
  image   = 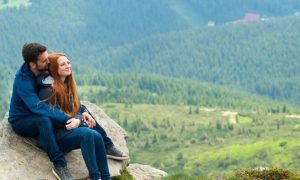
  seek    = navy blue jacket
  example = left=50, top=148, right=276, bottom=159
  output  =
left=8, top=63, right=71, bottom=124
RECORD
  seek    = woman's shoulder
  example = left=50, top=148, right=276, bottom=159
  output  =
left=37, top=72, right=54, bottom=87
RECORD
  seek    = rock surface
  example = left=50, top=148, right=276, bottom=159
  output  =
left=0, top=101, right=129, bottom=179
left=127, top=163, right=168, bottom=180
left=0, top=101, right=168, bottom=179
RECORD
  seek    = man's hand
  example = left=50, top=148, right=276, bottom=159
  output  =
left=65, top=118, right=81, bottom=130
left=82, top=112, right=96, bottom=128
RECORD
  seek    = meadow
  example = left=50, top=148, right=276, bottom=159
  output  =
left=98, top=103, right=300, bottom=177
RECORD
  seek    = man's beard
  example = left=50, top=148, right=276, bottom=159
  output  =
left=36, top=65, right=48, bottom=72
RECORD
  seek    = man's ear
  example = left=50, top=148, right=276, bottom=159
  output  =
left=29, top=62, right=36, bottom=69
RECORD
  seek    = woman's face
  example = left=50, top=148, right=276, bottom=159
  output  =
left=57, top=56, right=72, bottom=78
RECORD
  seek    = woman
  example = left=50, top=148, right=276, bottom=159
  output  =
left=37, top=53, right=113, bottom=180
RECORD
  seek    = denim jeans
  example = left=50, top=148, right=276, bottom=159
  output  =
left=62, top=113, right=114, bottom=150
left=55, top=124, right=111, bottom=180
left=10, top=115, right=67, bottom=167
left=82, top=112, right=114, bottom=150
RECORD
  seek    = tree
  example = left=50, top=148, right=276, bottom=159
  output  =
left=152, top=135, right=157, bottom=144
left=216, top=120, right=222, bottom=130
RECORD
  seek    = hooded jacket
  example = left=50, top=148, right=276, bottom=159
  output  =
left=8, top=63, right=70, bottom=124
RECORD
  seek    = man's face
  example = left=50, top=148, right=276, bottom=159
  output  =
left=35, top=51, right=49, bottom=72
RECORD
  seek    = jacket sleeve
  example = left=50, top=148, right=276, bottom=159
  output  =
left=79, top=104, right=88, bottom=114
left=16, top=77, right=70, bottom=123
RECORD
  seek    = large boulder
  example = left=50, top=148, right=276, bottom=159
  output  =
left=127, top=163, right=168, bottom=180
left=0, top=101, right=129, bottom=179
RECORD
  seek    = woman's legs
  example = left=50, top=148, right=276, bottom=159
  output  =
left=56, top=127, right=110, bottom=180
left=92, top=121, right=114, bottom=149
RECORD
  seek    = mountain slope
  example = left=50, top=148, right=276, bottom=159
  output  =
left=76, top=72, right=298, bottom=113
left=1, top=1, right=300, bottom=117
left=91, top=16, right=300, bottom=105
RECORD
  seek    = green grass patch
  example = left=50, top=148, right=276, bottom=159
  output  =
left=112, top=169, right=134, bottom=180
left=99, top=103, right=300, bottom=177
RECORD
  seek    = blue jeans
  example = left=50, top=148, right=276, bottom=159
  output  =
left=80, top=112, right=114, bottom=150
left=10, top=115, right=67, bottom=167
left=55, top=124, right=111, bottom=180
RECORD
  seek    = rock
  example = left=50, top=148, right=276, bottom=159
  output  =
left=127, top=163, right=168, bottom=180
left=0, top=101, right=129, bottom=179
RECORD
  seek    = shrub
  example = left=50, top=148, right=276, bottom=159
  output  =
left=232, top=167, right=300, bottom=180
left=112, top=169, right=134, bottom=180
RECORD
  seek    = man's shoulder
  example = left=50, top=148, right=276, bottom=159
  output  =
left=14, top=70, right=34, bottom=86
left=15, top=63, right=34, bottom=81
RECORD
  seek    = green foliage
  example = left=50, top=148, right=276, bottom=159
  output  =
left=2, top=1, right=300, bottom=118
left=232, top=167, right=300, bottom=180
left=1, top=2, right=300, bottom=178
left=165, top=167, right=300, bottom=179
left=112, top=169, right=134, bottom=180
left=77, top=73, right=299, bottom=113
left=102, top=103, right=300, bottom=177
left=93, top=16, right=300, bottom=106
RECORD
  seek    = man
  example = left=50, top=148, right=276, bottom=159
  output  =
left=8, top=43, right=128, bottom=180
left=8, top=43, right=75, bottom=180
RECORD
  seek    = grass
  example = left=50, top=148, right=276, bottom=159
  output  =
left=98, top=102, right=300, bottom=178
left=112, top=169, right=134, bottom=180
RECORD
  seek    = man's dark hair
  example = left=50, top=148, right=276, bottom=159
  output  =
left=22, top=43, right=47, bottom=64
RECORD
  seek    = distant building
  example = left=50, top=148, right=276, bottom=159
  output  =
left=231, top=13, right=260, bottom=24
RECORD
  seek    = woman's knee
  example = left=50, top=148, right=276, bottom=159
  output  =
left=81, top=128, right=97, bottom=138
left=82, top=129, right=103, bottom=142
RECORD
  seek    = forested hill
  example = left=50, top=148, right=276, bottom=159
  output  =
left=1, top=0, right=300, bottom=67
left=1, top=0, right=300, bottom=118
left=76, top=72, right=299, bottom=113
left=91, top=16, right=300, bottom=105
left=1, top=0, right=300, bottom=70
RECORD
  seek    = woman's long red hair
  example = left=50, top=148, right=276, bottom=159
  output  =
left=48, top=53, right=80, bottom=117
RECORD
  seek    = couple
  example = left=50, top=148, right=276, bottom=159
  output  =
left=8, top=43, right=128, bottom=180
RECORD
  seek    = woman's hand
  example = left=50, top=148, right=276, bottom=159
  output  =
left=65, top=118, right=81, bottom=130
left=82, top=112, right=96, bottom=128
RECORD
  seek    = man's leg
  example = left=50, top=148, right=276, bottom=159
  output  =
left=11, top=115, right=74, bottom=180
left=11, top=115, right=66, bottom=167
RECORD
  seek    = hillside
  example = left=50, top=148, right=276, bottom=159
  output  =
left=1, top=1, right=300, bottom=178
left=76, top=72, right=298, bottom=113
left=1, top=0, right=300, bottom=67
left=101, top=102, right=300, bottom=177
left=1, top=1, right=300, bottom=115
left=89, top=16, right=300, bottom=105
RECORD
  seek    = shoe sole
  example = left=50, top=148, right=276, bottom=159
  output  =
left=106, top=155, right=129, bottom=160
left=52, top=168, right=61, bottom=180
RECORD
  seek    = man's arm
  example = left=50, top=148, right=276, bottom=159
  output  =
left=17, top=78, right=70, bottom=123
